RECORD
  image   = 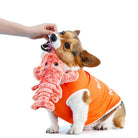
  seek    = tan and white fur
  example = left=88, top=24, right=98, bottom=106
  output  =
left=44, top=31, right=126, bottom=135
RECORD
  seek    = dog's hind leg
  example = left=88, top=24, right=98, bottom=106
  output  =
left=113, top=101, right=126, bottom=128
left=84, top=101, right=125, bottom=131
left=93, top=101, right=126, bottom=130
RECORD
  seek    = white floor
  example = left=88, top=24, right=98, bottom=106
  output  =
left=35, top=117, right=135, bottom=138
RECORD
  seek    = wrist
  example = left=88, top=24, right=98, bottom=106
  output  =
left=23, top=26, right=32, bottom=38
left=25, top=26, right=39, bottom=39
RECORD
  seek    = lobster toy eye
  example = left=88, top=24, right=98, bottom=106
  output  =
left=54, top=62, right=58, bottom=66
left=45, top=62, right=48, bottom=66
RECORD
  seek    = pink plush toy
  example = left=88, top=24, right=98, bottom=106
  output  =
left=32, top=48, right=79, bottom=111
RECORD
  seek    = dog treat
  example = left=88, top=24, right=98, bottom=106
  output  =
left=32, top=48, right=79, bottom=111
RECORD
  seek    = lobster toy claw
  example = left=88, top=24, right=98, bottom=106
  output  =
left=41, top=41, right=53, bottom=52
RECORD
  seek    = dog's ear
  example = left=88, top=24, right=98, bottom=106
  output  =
left=74, top=30, right=80, bottom=35
left=75, top=50, right=100, bottom=67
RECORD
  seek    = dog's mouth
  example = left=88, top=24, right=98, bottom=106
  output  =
left=41, top=41, right=53, bottom=52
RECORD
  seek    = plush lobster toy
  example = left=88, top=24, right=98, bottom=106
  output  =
left=32, top=46, right=79, bottom=111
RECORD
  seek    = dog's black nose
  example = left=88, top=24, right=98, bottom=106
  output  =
left=50, top=34, right=57, bottom=42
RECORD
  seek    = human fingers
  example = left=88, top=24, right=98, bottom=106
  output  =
left=45, top=24, right=58, bottom=32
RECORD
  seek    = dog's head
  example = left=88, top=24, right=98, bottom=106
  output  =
left=41, top=30, right=100, bottom=71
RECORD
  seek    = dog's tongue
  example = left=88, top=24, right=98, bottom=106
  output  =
left=41, top=41, right=53, bottom=52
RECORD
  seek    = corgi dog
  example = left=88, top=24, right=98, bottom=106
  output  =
left=41, top=30, right=126, bottom=135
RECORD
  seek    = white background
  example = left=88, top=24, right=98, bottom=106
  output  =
left=0, top=0, right=138, bottom=138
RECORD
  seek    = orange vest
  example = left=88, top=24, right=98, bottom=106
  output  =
left=53, top=70, right=121, bottom=125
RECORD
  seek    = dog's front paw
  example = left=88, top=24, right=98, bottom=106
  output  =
left=67, top=126, right=82, bottom=135
left=46, top=126, right=59, bottom=134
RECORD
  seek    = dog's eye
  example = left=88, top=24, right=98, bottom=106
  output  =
left=64, top=42, right=70, bottom=49
left=45, top=62, right=48, bottom=66
left=54, top=62, right=58, bottom=66
left=60, top=31, right=65, bottom=35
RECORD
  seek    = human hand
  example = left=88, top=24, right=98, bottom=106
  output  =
left=27, top=23, right=57, bottom=40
